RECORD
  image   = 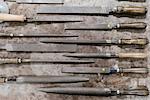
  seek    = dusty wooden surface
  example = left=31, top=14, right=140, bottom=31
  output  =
left=0, top=0, right=149, bottom=100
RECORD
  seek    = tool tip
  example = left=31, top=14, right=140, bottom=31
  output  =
left=63, top=54, right=76, bottom=57
left=37, top=88, right=48, bottom=92
left=37, top=87, right=61, bottom=93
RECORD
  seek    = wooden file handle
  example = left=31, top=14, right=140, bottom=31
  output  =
left=121, top=68, right=149, bottom=74
left=0, top=14, right=26, bottom=22
left=120, top=39, right=148, bottom=45
left=115, top=6, right=147, bottom=15
left=117, top=22, right=147, bottom=29
left=118, top=53, right=147, bottom=58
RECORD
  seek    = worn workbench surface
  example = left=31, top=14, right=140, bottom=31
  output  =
left=0, top=0, right=149, bottom=100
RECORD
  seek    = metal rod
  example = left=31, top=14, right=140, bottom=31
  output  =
left=0, top=44, right=77, bottom=53
left=1, top=76, right=89, bottom=84
left=0, top=58, right=95, bottom=64
left=40, top=38, right=148, bottom=45
left=0, top=33, right=78, bottom=37
left=63, top=53, right=147, bottom=59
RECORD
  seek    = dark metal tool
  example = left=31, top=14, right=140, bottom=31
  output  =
left=0, top=58, right=94, bottom=64
left=38, top=86, right=149, bottom=96
left=118, top=0, right=146, bottom=2
left=37, top=6, right=147, bottom=15
left=62, top=66, right=149, bottom=74
left=5, top=0, right=64, bottom=4
left=40, top=38, right=148, bottom=46
left=0, top=43, right=77, bottom=53
left=63, top=52, right=147, bottom=59
left=0, top=75, right=89, bottom=84
left=65, top=22, right=147, bottom=30
left=0, top=33, right=78, bottom=38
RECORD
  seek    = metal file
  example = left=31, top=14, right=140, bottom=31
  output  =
left=37, top=6, right=147, bottom=15
left=0, top=33, right=78, bottom=37
left=65, top=22, right=147, bottom=30
left=38, top=86, right=149, bottom=96
left=63, top=52, right=147, bottom=59
left=0, top=58, right=94, bottom=64
left=0, top=76, right=89, bottom=84
left=0, top=44, right=77, bottom=52
left=40, top=38, right=148, bottom=46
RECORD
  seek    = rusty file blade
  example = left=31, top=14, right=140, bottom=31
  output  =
left=0, top=44, right=77, bottom=52
left=0, top=58, right=95, bottom=64
left=65, top=23, right=113, bottom=30
left=0, top=33, right=78, bottom=37
left=34, top=15, right=83, bottom=22
left=15, top=76, right=89, bottom=83
left=4, top=76, right=89, bottom=84
left=38, top=87, right=112, bottom=96
left=37, top=6, right=110, bottom=15
left=50, top=82, right=86, bottom=87
left=40, top=39, right=115, bottom=44
left=21, top=59, right=95, bottom=64
left=6, top=0, right=64, bottom=4
left=62, top=67, right=110, bottom=74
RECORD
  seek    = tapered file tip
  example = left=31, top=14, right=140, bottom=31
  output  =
left=63, top=54, right=75, bottom=57
left=37, top=88, right=60, bottom=93
left=37, top=88, right=47, bottom=92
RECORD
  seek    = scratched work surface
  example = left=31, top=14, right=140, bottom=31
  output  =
left=0, top=0, right=149, bottom=100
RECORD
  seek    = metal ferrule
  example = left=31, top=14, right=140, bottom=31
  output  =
left=116, top=23, right=120, bottom=28
left=100, top=67, right=118, bottom=74
left=17, top=58, right=22, bottom=63
left=0, top=77, right=7, bottom=83
left=114, top=6, right=124, bottom=13
left=5, top=76, right=17, bottom=83
left=112, top=7, right=118, bottom=13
